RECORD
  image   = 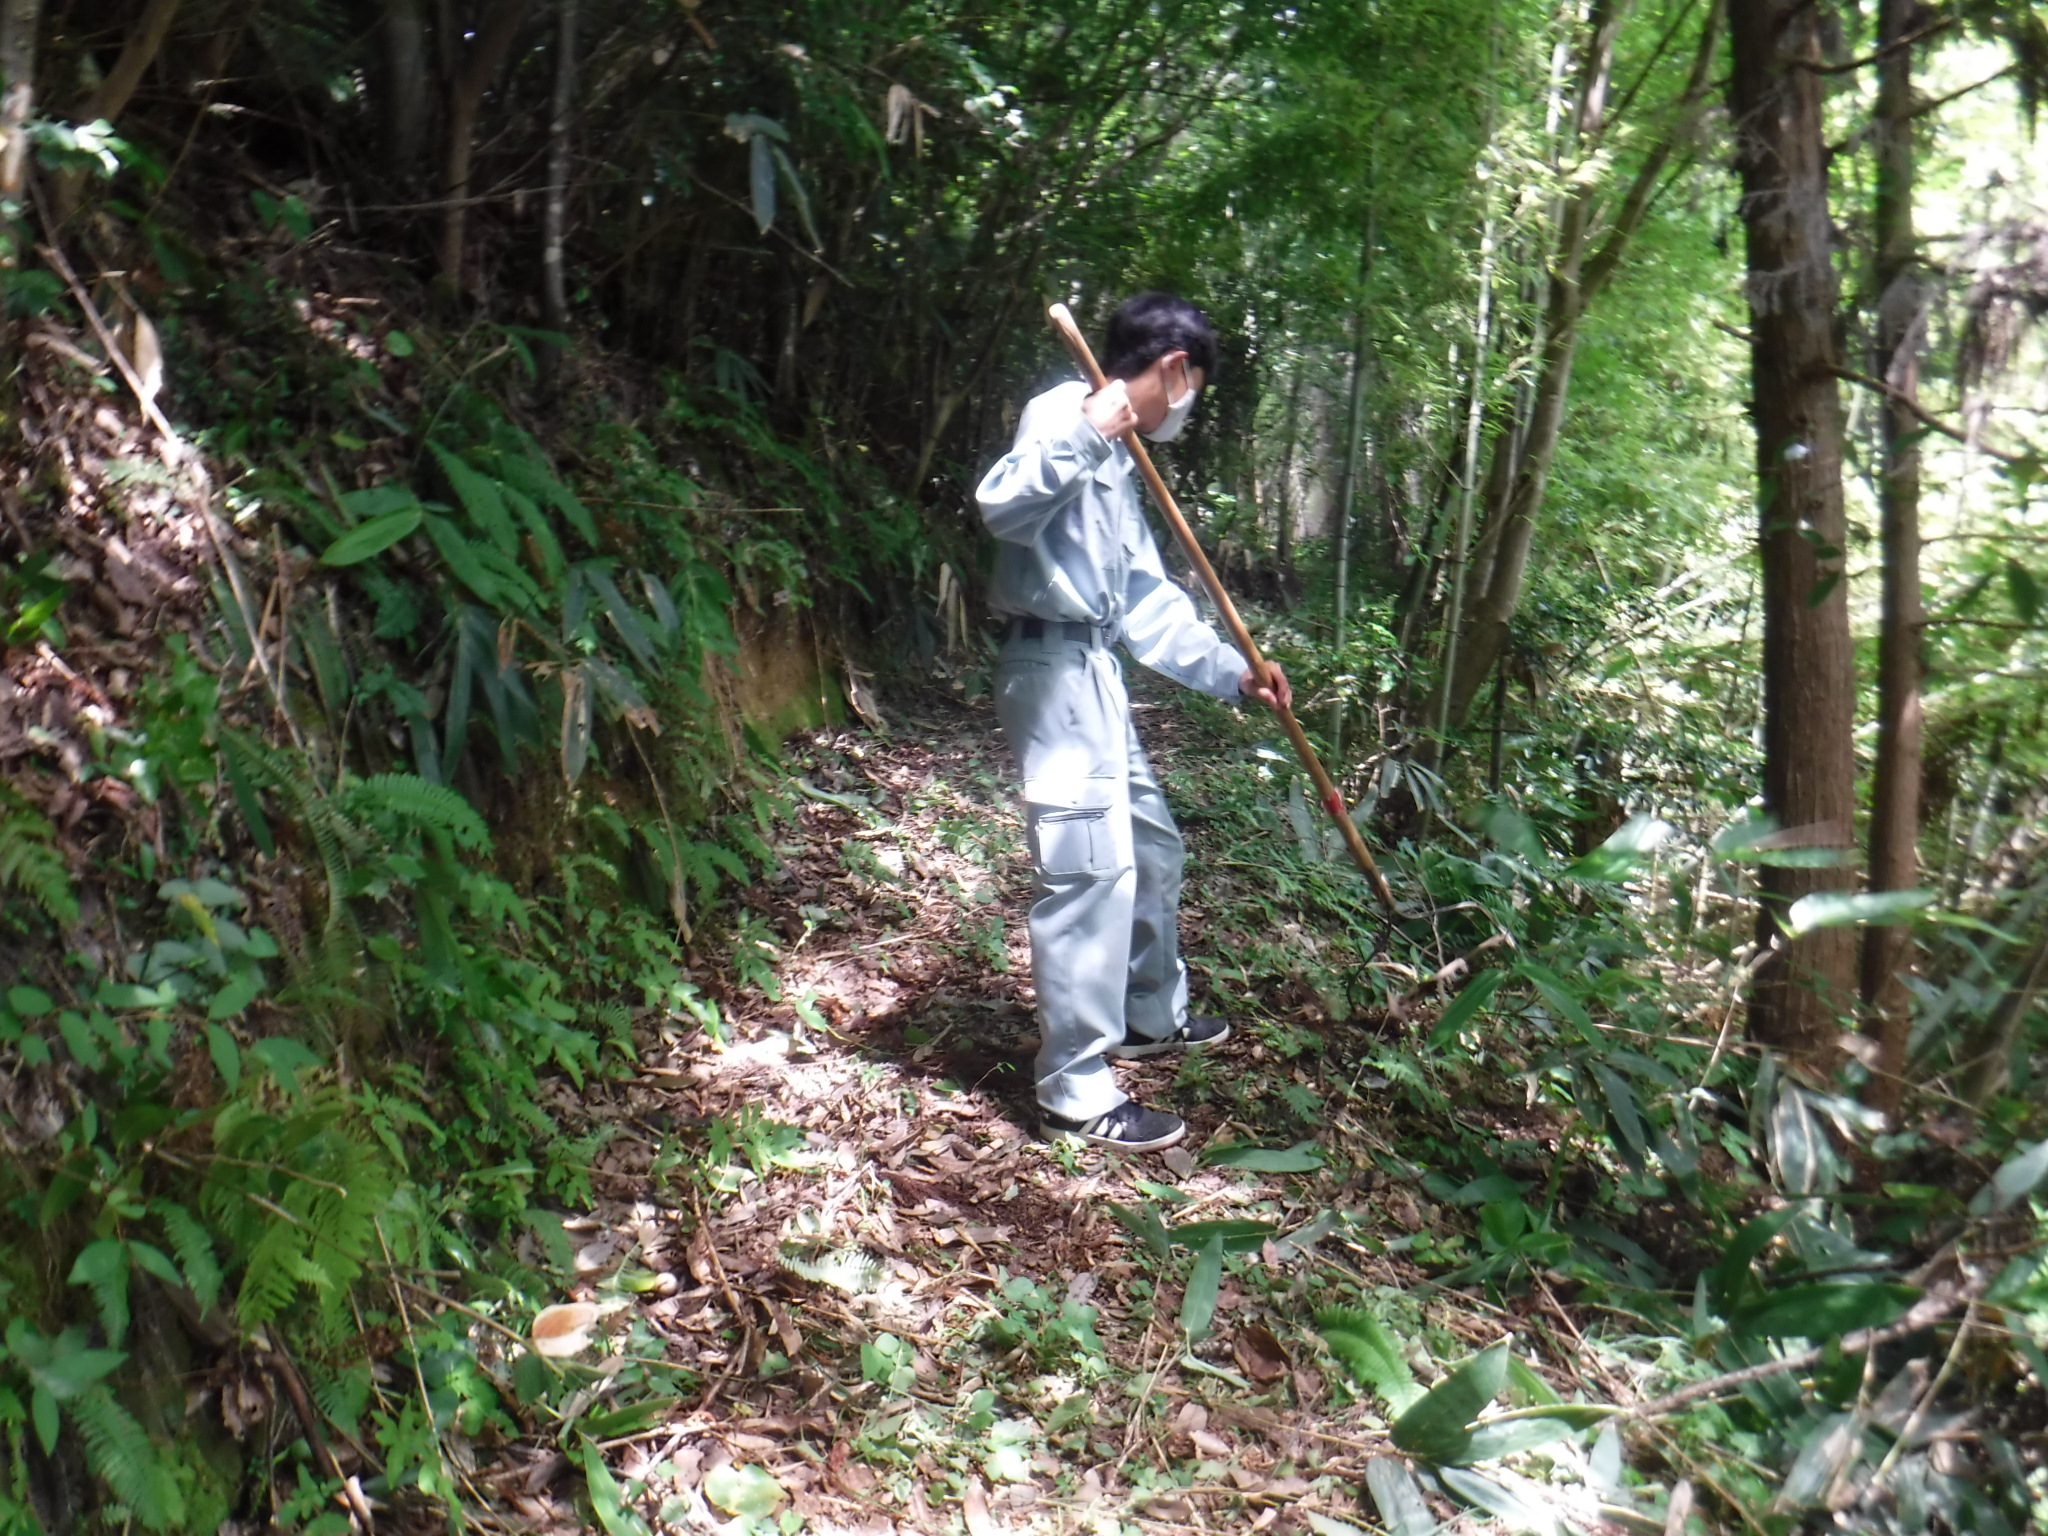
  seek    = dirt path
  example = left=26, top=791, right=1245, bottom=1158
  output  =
left=499, top=684, right=1452, bottom=1535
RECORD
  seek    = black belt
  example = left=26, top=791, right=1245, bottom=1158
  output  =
left=1008, top=617, right=1109, bottom=645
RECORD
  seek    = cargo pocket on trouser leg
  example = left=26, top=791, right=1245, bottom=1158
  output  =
left=1030, top=806, right=1111, bottom=880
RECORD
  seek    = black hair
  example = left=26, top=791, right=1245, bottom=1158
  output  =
left=1101, top=291, right=1218, bottom=382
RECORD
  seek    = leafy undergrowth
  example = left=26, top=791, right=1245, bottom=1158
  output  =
left=448, top=676, right=2045, bottom=1536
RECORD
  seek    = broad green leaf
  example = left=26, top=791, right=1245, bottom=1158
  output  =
left=204, top=1024, right=241, bottom=1092
left=1202, top=1140, right=1323, bottom=1173
left=1428, top=967, right=1505, bottom=1051
left=1783, top=888, right=1935, bottom=936
left=1971, top=1138, right=2048, bottom=1216
left=1517, top=961, right=1598, bottom=1044
left=1363, top=1458, right=1434, bottom=1536
left=1437, top=1464, right=1558, bottom=1529
left=580, top=1438, right=655, bottom=1536
left=1592, top=1063, right=1648, bottom=1169
left=1109, top=1201, right=1170, bottom=1259
left=702, top=1462, right=785, bottom=1519
left=1733, top=1280, right=1918, bottom=1340
left=7, top=986, right=52, bottom=1018
left=1180, top=1234, right=1223, bottom=1342
left=1459, top=1413, right=1579, bottom=1461
left=1564, top=813, right=1674, bottom=882
left=1479, top=802, right=1546, bottom=863
left=1769, top=1085, right=1830, bottom=1196
left=207, top=967, right=263, bottom=1020
left=1169, top=1219, right=1275, bottom=1253
left=322, top=506, right=423, bottom=566
left=1390, top=1340, right=1509, bottom=1464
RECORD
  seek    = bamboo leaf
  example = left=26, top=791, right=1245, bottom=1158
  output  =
left=1180, top=1234, right=1223, bottom=1342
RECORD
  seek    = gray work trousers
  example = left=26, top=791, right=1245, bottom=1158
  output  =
left=993, top=633, right=1189, bottom=1119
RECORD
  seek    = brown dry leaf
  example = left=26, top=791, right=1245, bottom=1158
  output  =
left=531, top=1302, right=601, bottom=1357
left=962, top=1476, right=997, bottom=1536
left=1189, top=1428, right=1232, bottom=1459
left=1233, top=1323, right=1291, bottom=1383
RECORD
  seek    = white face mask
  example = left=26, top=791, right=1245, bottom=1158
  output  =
left=1142, top=360, right=1198, bottom=443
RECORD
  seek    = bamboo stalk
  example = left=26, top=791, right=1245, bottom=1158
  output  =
left=1047, top=303, right=1398, bottom=915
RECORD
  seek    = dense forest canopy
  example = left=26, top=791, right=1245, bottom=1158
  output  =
left=0, top=0, right=2045, bottom=1531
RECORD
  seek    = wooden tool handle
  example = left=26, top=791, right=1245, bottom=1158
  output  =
left=1046, top=302, right=1398, bottom=915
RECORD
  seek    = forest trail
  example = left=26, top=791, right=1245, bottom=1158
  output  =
left=499, top=686, right=1482, bottom=1535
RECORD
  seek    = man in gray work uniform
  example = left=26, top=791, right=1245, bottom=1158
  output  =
left=975, top=293, right=1292, bottom=1152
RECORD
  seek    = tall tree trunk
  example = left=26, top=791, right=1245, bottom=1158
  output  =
left=439, top=0, right=538, bottom=292
left=80, top=0, right=180, bottom=122
left=1328, top=230, right=1373, bottom=760
left=1433, top=204, right=1498, bottom=749
left=537, top=0, right=576, bottom=400
left=382, top=0, right=431, bottom=181
left=1730, top=0, right=1858, bottom=1072
left=1859, top=0, right=1924, bottom=1118
left=1437, top=0, right=1723, bottom=738
left=1274, top=365, right=1305, bottom=585
left=0, top=0, right=39, bottom=201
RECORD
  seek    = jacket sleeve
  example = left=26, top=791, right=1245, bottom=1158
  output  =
left=975, top=386, right=1115, bottom=546
left=1121, top=516, right=1247, bottom=699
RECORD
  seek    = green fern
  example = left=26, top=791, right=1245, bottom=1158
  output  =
left=0, top=788, right=77, bottom=927
left=342, top=772, right=492, bottom=851
left=1315, top=1305, right=1421, bottom=1410
left=69, top=1387, right=185, bottom=1530
left=154, top=1199, right=224, bottom=1314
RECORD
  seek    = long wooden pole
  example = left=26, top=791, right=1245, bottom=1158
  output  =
left=1047, top=303, right=1398, bottom=915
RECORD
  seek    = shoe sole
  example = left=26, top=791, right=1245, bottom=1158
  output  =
left=1107, top=1022, right=1232, bottom=1061
left=1042, top=1120, right=1188, bottom=1153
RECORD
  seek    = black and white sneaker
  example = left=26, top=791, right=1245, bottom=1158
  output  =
left=1108, top=1015, right=1232, bottom=1060
left=1040, top=1100, right=1187, bottom=1152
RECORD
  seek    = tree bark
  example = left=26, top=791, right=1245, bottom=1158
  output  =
left=438, top=0, right=538, bottom=292
left=1328, top=234, right=1372, bottom=759
left=1437, top=0, right=1723, bottom=737
left=1433, top=197, right=1497, bottom=748
left=1730, top=0, right=1859, bottom=1072
left=381, top=0, right=431, bottom=182
left=80, top=0, right=180, bottom=123
left=1274, top=365, right=1305, bottom=585
left=537, top=0, right=576, bottom=400
left=1859, top=0, right=1924, bottom=1119
left=0, top=0, right=39, bottom=201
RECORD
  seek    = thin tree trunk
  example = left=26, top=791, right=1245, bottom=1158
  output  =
left=80, top=0, right=180, bottom=122
left=1730, top=0, right=1859, bottom=1072
left=382, top=0, right=431, bottom=181
left=1328, top=231, right=1373, bottom=759
left=1859, top=0, right=1924, bottom=1119
left=1437, top=0, right=1723, bottom=738
left=537, top=0, right=576, bottom=400
left=1274, top=365, right=1305, bottom=585
left=0, top=0, right=39, bottom=201
left=439, top=0, right=538, bottom=292
left=1434, top=202, right=1498, bottom=747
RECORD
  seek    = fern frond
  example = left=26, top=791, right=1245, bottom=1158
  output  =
left=154, top=1200, right=224, bottom=1314
left=342, top=773, right=491, bottom=852
left=0, top=788, right=77, bottom=927
left=70, top=1388, right=185, bottom=1531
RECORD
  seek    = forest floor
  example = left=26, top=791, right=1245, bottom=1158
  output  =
left=468, top=679, right=1626, bottom=1536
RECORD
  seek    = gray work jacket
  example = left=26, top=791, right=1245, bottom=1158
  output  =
left=975, top=379, right=1246, bottom=700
